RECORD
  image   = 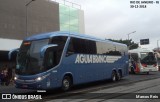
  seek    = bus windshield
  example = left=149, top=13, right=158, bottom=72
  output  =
left=16, top=39, right=49, bottom=75
left=140, top=52, right=157, bottom=65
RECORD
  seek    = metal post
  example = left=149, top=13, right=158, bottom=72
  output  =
left=127, top=31, right=136, bottom=49
left=128, top=34, right=130, bottom=46
left=157, top=40, right=160, bottom=51
left=25, top=0, right=36, bottom=37
left=26, top=5, right=28, bottom=37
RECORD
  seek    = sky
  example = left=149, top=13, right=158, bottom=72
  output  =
left=57, top=0, right=160, bottom=50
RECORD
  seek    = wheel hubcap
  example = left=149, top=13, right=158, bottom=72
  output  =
left=113, top=74, right=116, bottom=81
left=63, top=79, right=69, bottom=89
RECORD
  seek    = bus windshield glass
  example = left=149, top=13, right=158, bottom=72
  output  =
left=16, top=39, right=49, bottom=75
left=140, top=52, right=156, bottom=65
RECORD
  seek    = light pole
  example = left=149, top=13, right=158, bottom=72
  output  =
left=127, top=31, right=136, bottom=49
left=26, top=0, right=36, bottom=37
left=157, top=40, right=160, bottom=51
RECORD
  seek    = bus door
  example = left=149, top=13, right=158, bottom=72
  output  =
left=43, top=36, right=68, bottom=87
left=130, top=53, right=140, bottom=73
left=44, top=48, right=58, bottom=69
left=44, top=36, right=67, bottom=69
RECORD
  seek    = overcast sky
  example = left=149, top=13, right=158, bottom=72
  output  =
left=60, top=0, right=160, bottom=50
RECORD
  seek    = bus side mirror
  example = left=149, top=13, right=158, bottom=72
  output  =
left=8, top=48, right=19, bottom=60
left=40, top=44, right=58, bottom=58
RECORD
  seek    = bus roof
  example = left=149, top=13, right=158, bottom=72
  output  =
left=25, top=31, right=127, bottom=47
left=129, top=48, right=153, bottom=53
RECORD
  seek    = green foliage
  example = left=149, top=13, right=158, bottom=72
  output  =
left=107, top=39, right=139, bottom=50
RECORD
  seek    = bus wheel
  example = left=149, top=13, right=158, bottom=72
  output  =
left=111, top=71, right=116, bottom=82
left=116, top=71, right=121, bottom=81
left=62, top=76, right=72, bottom=91
left=146, top=72, right=149, bottom=75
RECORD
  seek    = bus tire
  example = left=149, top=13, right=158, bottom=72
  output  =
left=61, top=76, right=72, bottom=91
left=116, top=71, right=121, bottom=81
left=111, top=71, right=116, bottom=82
left=146, top=72, right=149, bottom=75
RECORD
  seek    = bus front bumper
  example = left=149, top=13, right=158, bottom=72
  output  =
left=15, top=81, right=45, bottom=90
left=140, top=67, right=158, bottom=72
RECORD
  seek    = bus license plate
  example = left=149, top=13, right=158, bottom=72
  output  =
left=22, top=85, right=28, bottom=88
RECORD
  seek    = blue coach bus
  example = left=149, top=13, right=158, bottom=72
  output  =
left=9, top=31, right=129, bottom=91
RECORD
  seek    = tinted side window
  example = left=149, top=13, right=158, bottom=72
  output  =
left=85, top=40, right=97, bottom=54
left=130, top=53, right=139, bottom=62
left=73, top=38, right=86, bottom=54
left=114, top=45, right=123, bottom=56
left=51, top=36, right=67, bottom=45
left=45, top=36, right=67, bottom=69
left=66, top=37, right=97, bottom=56
left=67, top=38, right=122, bottom=56
left=96, top=42, right=121, bottom=56
left=51, top=36, right=67, bottom=63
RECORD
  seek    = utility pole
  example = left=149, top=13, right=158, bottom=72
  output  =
left=26, top=0, right=36, bottom=37
left=127, top=31, right=136, bottom=49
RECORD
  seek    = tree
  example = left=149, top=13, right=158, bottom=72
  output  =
left=107, top=39, right=139, bottom=50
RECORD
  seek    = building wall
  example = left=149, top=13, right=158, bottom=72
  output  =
left=59, top=4, right=85, bottom=33
left=60, top=4, right=78, bottom=33
left=0, top=0, right=60, bottom=40
left=0, top=0, right=84, bottom=41
left=0, top=0, right=85, bottom=64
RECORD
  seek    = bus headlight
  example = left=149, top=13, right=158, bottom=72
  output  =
left=35, top=77, right=42, bottom=81
left=35, top=74, right=50, bottom=82
left=14, top=76, right=17, bottom=80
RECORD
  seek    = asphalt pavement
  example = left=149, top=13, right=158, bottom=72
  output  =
left=46, top=77, right=160, bottom=102
left=1, top=72, right=160, bottom=94
left=0, top=72, right=160, bottom=102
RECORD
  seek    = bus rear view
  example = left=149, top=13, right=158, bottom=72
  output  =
left=129, top=48, right=158, bottom=74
